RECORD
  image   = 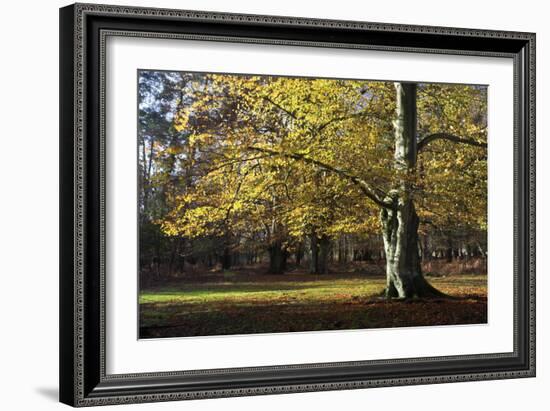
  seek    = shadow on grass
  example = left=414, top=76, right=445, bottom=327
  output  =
left=140, top=299, right=487, bottom=338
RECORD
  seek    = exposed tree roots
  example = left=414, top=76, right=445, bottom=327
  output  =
left=380, top=275, right=456, bottom=300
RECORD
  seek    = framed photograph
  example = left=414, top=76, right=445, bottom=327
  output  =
left=59, top=3, right=535, bottom=407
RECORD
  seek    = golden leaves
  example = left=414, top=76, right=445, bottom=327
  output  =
left=154, top=74, right=487, bottom=241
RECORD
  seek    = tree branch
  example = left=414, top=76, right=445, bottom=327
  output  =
left=417, top=132, right=487, bottom=151
left=203, top=155, right=271, bottom=175
left=263, top=97, right=301, bottom=120
left=247, top=145, right=392, bottom=208
left=316, top=110, right=371, bottom=133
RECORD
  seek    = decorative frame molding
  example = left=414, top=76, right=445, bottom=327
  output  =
left=60, top=3, right=535, bottom=407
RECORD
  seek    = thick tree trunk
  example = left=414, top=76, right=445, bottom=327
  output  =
left=221, top=246, right=232, bottom=270
left=381, top=199, right=443, bottom=298
left=381, top=82, right=445, bottom=299
left=318, top=235, right=330, bottom=274
left=309, top=231, right=330, bottom=274
left=268, top=241, right=286, bottom=274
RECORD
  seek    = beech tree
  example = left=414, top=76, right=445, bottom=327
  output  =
left=156, top=73, right=487, bottom=297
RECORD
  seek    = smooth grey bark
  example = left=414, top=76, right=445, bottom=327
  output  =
left=380, top=83, right=444, bottom=298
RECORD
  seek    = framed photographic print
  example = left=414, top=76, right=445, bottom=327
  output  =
left=59, top=3, right=536, bottom=407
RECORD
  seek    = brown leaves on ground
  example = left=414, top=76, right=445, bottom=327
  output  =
left=139, top=271, right=487, bottom=339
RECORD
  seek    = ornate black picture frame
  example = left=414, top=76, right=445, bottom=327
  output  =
left=59, top=3, right=535, bottom=407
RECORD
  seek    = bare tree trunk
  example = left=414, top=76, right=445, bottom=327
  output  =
left=381, top=199, right=440, bottom=297
left=221, top=246, right=232, bottom=270
left=318, top=235, right=330, bottom=274
left=309, top=231, right=330, bottom=274
left=295, top=242, right=303, bottom=267
left=446, top=237, right=454, bottom=262
left=268, top=240, right=286, bottom=274
left=338, top=236, right=344, bottom=264
left=309, top=230, right=318, bottom=274
left=380, top=82, right=444, bottom=299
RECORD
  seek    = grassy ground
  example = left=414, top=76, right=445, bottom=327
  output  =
left=139, top=270, right=487, bottom=338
